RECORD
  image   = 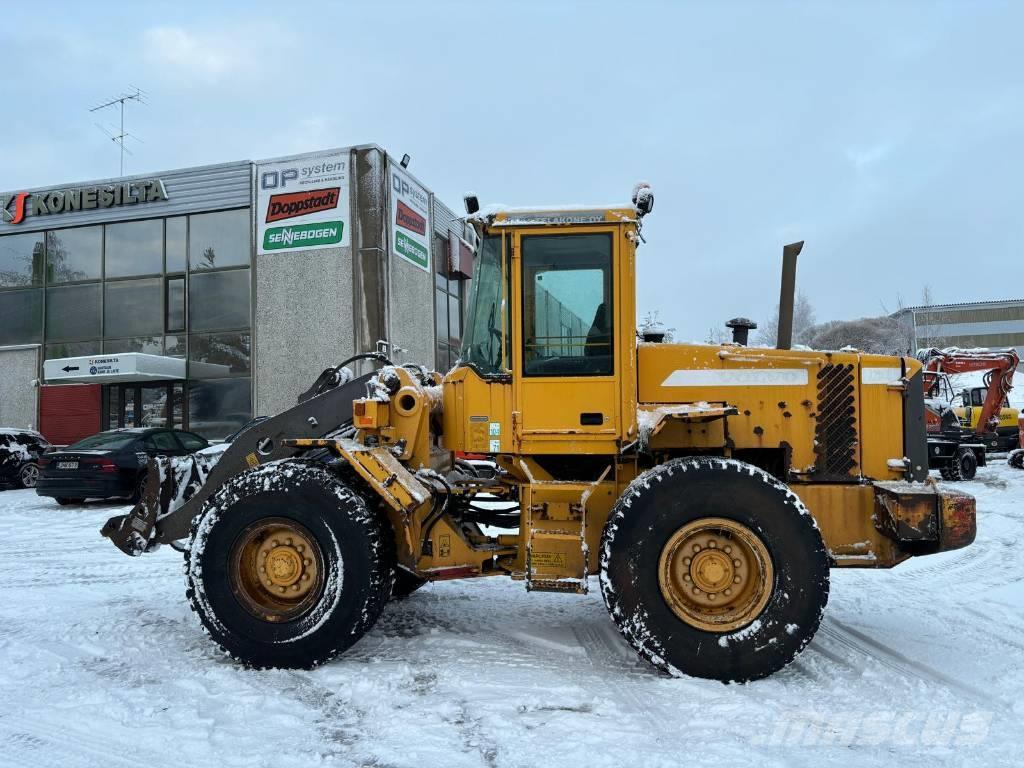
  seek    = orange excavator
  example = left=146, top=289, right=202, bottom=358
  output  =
left=917, top=347, right=1020, bottom=479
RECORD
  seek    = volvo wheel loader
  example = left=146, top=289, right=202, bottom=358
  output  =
left=101, top=187, right=977, bottom=682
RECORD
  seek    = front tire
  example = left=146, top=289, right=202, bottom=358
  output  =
left=600, top=457, right=829, bottom=683
left=185, top=462, right=394, bottom=669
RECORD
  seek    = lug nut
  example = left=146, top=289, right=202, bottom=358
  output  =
left=304, top=558, right=312, bottom=566
left=683, top=557, right=691, bottom=565
left=692, top=587, right=701, bottom=595
left=724, top=546, right=732, bottom=554
left=708, top=593, right=716, bottom=601
left=733, top=576, right=741, bottom=584
left=286, top=538, right=293, bottom=546
left=297, top=545, right=305, bottom=553
left=278, top=586, right=286, bottom=594
left=682, top=574, right=691, bottom=582
left=693, top=544, right=701, bottom=553
left=708, top=541, right=717, bottom=548
left=259, top=566, right=266, bottom=574
left=724, top=588, right=732, bottom=596
left=733, top=559, right=741, bottom=568
left=302, top=573, right=311, bottom=581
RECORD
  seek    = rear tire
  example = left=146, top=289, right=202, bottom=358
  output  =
left=1009, top=449, right=1024, bottom=470
left=185, top=461, right=394, bottom=669
left=18, top=463, right=39, bottom=489
left=941, top=448, right=977, bottom=481
left=600, top=457, right=829, bottom=683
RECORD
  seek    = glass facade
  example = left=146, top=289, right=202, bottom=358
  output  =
left=434, top=232, right=466, bottom=372
left=0, top=208, right=252, bottom=439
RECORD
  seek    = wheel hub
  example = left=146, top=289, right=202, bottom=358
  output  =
left=658, top=517, right=774, bottom=632
left=232, top=520, right=323, bottom=621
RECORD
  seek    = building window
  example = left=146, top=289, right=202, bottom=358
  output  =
left=104, top=278, right=163, bottom=337
left=45, top=340, right=101, bottom=361
left=45, top=283, right=101, bottom=342
left=166, top=216, right=187, bottom=273
left=105, top=219, right=163, bottom=278
left=188, top=377, right=252, bottom=440
left=189, top=210, right=250, bottom=271
left=0, top=288, right=43, bottom=345
left=189, top=331, right=251, bottom=377
left=0, top=231, right=44, bottom=287
left=103, top=336, right=163, bottom=355
left=166, top=276, right=185, bottom=332
left=45, top=226, right=102, bottom=283
left=434, top=234, right=465, bottom=371
left=189, top=268, right=250, bottom=332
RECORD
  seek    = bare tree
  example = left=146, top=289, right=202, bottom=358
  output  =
left=804, top=315, right=907, bottom=355
left=756, top=292, right=816, bottom=346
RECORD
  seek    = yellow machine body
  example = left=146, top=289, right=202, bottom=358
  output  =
left=343, top=206, right=974, bottom=590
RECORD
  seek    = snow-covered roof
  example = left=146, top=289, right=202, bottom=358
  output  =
left=893, top=297, right=1024, bottom=315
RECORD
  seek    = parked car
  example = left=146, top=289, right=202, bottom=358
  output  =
left=36, top=428, right=209, bottom=505
left=0, top=428, right=51, bottom=489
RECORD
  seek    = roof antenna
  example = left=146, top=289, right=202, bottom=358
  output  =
left=90, top=86, right=147, bottom=176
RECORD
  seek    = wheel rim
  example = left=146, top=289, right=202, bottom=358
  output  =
left=658, top=517, right=774, bottom=633
left=230, top=518, right=326, bottom=623
left=20, top=464, right=39, bottom=487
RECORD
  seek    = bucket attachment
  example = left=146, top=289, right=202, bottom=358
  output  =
left=100, top=457, right=169, bottom=556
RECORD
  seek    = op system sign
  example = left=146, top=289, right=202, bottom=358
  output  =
left=389, top=165, right=431, bottom=271
left=256, top=151, right=351, bottom=254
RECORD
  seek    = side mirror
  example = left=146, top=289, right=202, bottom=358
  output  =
left=464, top=193, right=480, bottom=215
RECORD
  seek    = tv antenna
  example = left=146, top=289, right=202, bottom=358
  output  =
left=90, top=86, right=147, bottom=176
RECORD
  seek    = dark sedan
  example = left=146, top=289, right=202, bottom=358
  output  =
left=36, top=428, right=209, bottom=505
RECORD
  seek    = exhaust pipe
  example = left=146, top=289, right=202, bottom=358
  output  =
left=726, top=317, right=757, bottom=346
left=776, top=241, right=804, bottom=350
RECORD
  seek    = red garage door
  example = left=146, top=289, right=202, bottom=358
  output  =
left=39, top=384, right=102, bottom=446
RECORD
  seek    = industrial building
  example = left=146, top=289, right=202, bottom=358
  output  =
left=0, top=145, right=473, bottom=442
left=893, top=298, right=1024, bottom=355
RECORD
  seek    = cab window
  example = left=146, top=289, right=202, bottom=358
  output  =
left=521, top=233, right=613, bottom=377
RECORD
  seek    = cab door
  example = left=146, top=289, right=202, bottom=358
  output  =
left=511, top=228, right=622, bottom=454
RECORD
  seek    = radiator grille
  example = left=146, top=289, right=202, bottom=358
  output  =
left=815, top=364, right=858, bottom=477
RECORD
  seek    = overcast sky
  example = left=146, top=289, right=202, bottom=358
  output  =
left=1, top=1, right=1020, bottom=340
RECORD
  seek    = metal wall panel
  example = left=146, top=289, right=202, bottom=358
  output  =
left=0, top=161, right=252, bottom=235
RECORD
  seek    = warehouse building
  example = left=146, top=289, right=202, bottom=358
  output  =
left=893, top=298, right=1024, bottom=355
left=0, top=145, right=473, bottom=442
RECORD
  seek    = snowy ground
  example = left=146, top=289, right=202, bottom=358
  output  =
left=1, top=465, right=1022, bottom=768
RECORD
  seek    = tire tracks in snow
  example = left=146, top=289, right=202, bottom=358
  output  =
left=0, top=713, right=180, bottom=768
left=819, top=618, right=1011, bottom=713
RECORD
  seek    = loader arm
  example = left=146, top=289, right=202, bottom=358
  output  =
left=101, top=372, right=375, bottom=555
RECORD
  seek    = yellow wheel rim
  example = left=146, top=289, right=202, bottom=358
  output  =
left=231, top=518, right=324, bottom=622
left=658, top=517, right=774, bottom=633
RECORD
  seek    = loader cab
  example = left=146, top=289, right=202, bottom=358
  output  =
left=446, top=206, right=642, bottom=456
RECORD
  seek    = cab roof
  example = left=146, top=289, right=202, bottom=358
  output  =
left=474, top=204, right=638, bottom=227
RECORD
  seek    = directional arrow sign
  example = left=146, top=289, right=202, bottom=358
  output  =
left=61, top=365, right=80, bottom=373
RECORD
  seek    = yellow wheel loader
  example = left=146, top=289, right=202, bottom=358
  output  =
left=101, top=187, right=976, bottom=682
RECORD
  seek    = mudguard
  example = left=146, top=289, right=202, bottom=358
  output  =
left=100, top=372, right=375, bottom=556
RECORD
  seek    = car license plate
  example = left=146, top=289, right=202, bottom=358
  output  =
left=57, top=461, right=78, bottom=470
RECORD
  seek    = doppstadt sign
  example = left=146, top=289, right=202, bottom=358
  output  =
left=1, top=179, right=168, bottom=225
left=389, top=165, right=430, bottom=272
left=256, top=151, right=350, bottom=254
